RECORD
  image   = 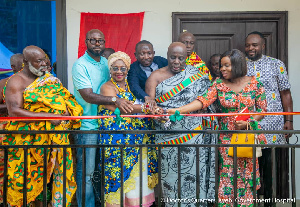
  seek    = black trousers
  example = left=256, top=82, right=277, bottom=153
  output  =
left=258, top=148, right=289, bottom=206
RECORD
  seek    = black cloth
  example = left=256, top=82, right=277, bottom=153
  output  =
left=258, top=148, right=289, bottom=207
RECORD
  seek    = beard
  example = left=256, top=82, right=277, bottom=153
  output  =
left=28, top=62, right=46, bottom=77
left=87, top=47, right=102, bottom=57
left=246, top=51, right=262, bottom=61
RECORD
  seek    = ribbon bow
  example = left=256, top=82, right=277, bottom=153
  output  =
left=169, top=110, right=184, bottom=122
left=114, top=108, right=125, bottom=125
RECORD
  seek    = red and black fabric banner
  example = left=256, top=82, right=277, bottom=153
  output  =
left=78, top=12, right=145, bottom=62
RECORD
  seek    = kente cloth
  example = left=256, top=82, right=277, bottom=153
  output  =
left=197, top=77, right=267, bottom=207
left=154, top=65, right=218, bottom=207
left=0, top=120, right=7, bottom=204
left=185, top=52, right=212, bottom=81
left=246, top=55, right=291, bottom=144
left=98, top=88, right=158, bottom=206
left=2, top=72, right=83, bottom=207
left=0, top=76, right=12, bottom=204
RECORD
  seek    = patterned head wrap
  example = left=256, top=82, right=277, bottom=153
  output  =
left=107, top=51, right=131, bottom=70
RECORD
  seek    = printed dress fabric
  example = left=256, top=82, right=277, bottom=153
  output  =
left=2, top=73, right=83, bottom=207
left=197, top=77, right=267, bottom=207
left=155, top=65, right=218, bottom=207
left=246, top=55, right=291, bottom=144
left=98, top=89, right=158, bottom=207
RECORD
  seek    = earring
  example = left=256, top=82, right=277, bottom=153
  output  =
left=22, top=63, right=24, bottom=68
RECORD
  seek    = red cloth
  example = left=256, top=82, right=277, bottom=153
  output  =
left=78, top=12, right=145, bottom=62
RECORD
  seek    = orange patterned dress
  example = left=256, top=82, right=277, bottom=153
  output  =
left=197, top=77, right=267, bottom=207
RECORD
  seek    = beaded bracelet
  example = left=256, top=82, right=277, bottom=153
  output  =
left=141, top=103, right=151, bottom=114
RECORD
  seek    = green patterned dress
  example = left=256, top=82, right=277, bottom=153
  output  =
left=198, top=77, right=267, bottom=207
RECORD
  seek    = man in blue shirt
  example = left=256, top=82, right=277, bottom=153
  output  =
left=72, top=29, right=133, bottom=207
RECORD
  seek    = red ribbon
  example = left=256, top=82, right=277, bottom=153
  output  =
left=0, top=111, right=299, bottom=121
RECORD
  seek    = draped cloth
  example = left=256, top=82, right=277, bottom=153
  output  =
left=154, top=65, right=218, bottom=207
left=185, top=52, right=212, bottom=81
left=78, top=12, right=144, bottom=61
left=2, top=73, right=83, bottom=207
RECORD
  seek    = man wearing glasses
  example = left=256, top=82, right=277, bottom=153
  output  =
left=72, top=29, right=133, bottom=207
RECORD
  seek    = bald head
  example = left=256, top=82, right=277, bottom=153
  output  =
left=86, top=29, right=104, bottom=39
left=168, top=42, right=187, bottom=56
left=23, top=45, right=48, bottom=77
left=23, top=45, right=45, bottom=61
left=101, top=48, right=115, bottom=59
left=178, top=32, right=195, bottom=41
left=167, top=42, right=187, bottom=74
left=10, top=53, right=23, bottom=74
left=178, top=32, right=195, bottom=56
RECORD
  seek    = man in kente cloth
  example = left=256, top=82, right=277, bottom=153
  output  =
left=3, top=45, right=83, bottom=207
left=0, top=53, right=24, bottom=204
left=145, top=42, right=217, bottom=207
left=178, top=32, right=212, bottom=80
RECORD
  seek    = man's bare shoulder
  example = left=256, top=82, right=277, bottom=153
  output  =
left=154, top=66, right=168, bottom=75
left=148, top=66, right=168, bottom=79
left=6, top=73, right=27, bottom=91
left=0, top=77, right=9, bottom=90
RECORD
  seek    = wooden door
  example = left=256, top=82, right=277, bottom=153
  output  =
left=172, top=12, right=287, bottom=68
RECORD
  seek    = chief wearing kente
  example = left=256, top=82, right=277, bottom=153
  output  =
left=3, top=45, right=83, bottom=207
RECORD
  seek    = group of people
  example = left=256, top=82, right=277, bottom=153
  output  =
left=0, top=28, right=293, bottom=207
left=72, top=29, right=293, bottom=207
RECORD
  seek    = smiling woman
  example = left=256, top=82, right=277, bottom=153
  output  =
left=97, top=51, right=158, bottom=207
left=167, top=49, right=268, bottom=207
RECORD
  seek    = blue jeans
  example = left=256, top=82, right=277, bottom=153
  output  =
left=75, top=133, right=98, bottom=207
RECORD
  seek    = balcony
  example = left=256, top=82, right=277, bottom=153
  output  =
left=0, top=128, right=298, bottom=207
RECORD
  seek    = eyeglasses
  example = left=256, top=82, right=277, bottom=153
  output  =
left=111, top=67, right=127, bottom=72
left=86, top=38, right=105, bottom=45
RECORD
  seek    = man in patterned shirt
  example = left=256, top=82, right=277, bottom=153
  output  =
left=245, top=31, right=293, bottom=205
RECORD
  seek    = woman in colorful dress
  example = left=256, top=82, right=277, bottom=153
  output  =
left=167, top=49, right=267, bottom=206
left=98, top=51, right=158, bottom=207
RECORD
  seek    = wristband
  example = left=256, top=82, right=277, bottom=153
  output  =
left=286, top=120, right=293, bottom=122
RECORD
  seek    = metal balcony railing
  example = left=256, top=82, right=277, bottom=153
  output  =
left=0, top=129, right=298, bottom=207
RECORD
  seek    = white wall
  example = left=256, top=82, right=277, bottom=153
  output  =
left=66, top=0, right=300, bottom=198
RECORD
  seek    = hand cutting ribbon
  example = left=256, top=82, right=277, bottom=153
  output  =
left=114, top=108, right=125, bottom=125
left=169, top=110, right=184, bottom=122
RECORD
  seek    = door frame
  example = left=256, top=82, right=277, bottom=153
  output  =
left=172, top=12, right=288, bottom=68
left=55, top=0, right=68, bottom=86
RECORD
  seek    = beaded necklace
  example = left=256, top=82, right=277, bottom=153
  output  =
left=110, top=78, right=132, bottom=94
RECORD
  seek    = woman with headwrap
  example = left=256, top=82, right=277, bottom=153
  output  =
left=98, top=51, right=158, bottom=207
